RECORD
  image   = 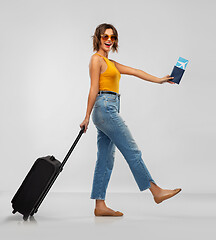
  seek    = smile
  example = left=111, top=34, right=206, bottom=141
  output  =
left=105, top=43, right=112, bottom=47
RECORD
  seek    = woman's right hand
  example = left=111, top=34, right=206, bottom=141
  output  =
left=159, top=75, right=175, bottom=84
left=80, top=117, right=89, bottom=133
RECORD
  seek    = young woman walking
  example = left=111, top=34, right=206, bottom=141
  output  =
left=80, top=23, right=181, bottom=217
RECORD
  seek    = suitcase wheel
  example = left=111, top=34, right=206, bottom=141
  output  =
left=23, top=215, right=29, bottom=221
left=12, top=210, right=17, bottom=214
left=30, top=211, right=35, bottom=216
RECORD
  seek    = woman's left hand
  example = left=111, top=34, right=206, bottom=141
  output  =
left=159, top=75, right=175, bottom=84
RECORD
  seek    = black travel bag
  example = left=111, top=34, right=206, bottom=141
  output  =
left=11, top=127, right=85, bottom=221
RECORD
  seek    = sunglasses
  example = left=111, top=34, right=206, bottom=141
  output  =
left=101, top=34, right=117, bottom=42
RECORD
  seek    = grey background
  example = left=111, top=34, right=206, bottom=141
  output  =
left=0, top=0, right=215, bottom=194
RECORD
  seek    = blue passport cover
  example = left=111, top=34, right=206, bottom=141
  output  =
left=170, top=57, right=188, bottom=84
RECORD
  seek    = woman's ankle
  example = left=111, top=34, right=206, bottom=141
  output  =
left=95, top=199, right=106, bottom=208
left=149, top=182, right=162, bottom=197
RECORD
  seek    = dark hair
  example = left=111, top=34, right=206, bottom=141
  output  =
left=92, top=23, right=119, bottom=52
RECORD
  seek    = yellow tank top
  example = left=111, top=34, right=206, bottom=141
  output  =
left=95, top=53, right=121, bottom=94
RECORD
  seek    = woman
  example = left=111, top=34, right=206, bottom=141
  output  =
left=80, top=23, right=181, bottom=217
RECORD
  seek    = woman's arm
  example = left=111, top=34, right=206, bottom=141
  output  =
left=80, top=55, right=101, bottom=132
left=112, top=61, right=174, bottom=84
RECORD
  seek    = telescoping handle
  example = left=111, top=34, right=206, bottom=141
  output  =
left=59, top=126, right=85, bottom=172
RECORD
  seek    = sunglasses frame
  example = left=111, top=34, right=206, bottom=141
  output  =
left=100, top=34, right=117, bottom=42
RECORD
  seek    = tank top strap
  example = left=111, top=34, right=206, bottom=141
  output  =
left=95, top=53, right=110, bottom=62
left=96, top=53, right=112, bottom=69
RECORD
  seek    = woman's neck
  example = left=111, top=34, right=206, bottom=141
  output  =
left=97, top=50, right=109, bottom=58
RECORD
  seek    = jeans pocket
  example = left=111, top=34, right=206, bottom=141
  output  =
left=106, top=95, right=117, bottom=102
left=106, top=99, right=118, bottom=114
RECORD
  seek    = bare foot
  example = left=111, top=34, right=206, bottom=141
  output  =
left=153, top=188, right=182, bottom=204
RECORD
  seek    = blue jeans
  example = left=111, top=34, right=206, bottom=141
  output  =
left=90, top=92, right=156, bottom=200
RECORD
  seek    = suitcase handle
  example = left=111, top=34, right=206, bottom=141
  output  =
left=59, top=126, right=85, bottom=172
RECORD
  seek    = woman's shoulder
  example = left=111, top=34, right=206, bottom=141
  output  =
left=89, top=53, right=102, bottom=68
left=91, top=53, right=101, bottom=60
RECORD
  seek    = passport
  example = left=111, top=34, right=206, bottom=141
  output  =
left=170, top=57, right=189, bottom=84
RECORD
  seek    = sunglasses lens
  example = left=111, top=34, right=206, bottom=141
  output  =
left=102, top=35, right=109, bottom=41
left=111, top=36, right=117, bottom=42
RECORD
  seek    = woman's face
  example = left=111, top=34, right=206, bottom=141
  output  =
left=99, top=28, right=115, bottom=52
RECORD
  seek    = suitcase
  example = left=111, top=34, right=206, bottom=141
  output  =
left=11, top=127, right=85, bottom=221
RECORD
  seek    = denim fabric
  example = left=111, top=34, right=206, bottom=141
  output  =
left=90, top=92, right=156, bottom=200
